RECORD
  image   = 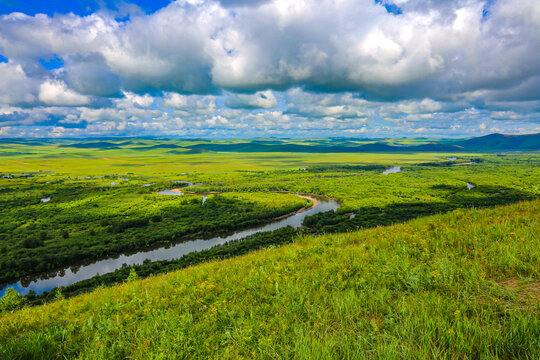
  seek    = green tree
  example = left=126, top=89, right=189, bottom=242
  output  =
left=127, top=268, right=139, bottom=282
left=0, top=288, right=26, bottom=313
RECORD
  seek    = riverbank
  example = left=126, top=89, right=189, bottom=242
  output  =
left=1, top=194, right=339, bottom=297
left=273, top=195, right=319, bottom=220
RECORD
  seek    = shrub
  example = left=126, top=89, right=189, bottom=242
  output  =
left=21, top=238, right=44, bottom=248
left=127, top=268, right=139, bottom=282
left=0, top=288, right=25, bottom=313
left=111, top=218, right=149, bottom=233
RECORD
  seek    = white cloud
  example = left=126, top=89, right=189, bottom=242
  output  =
left=1, top=0, right=538, bottom=99
left=1, top=0, right=540, bottom=137
left=225, top=90, right=277, bottom=109
left=38, top=80, right=90, bottom=106
left=117, top=92, right=154, bottom=108
left=163, top=93, right=192, bottom=109
left=490, top=111, right=521, bottom=120
left=163, top=92, right=218, bottom=115
left=0, top=62, right=37, bottom=104
left=381, top=98, right=442, bottom=115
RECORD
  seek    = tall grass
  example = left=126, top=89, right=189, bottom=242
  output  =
left=1, top=200, right=539, bottom=359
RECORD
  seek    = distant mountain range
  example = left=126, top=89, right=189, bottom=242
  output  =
left=453, top=133, right=540, bottom=151
left=22, top=132, right=539, bottom=153
left=181, top=133, right=540, bottom=153
left=183, top=142, right=465, bottom=153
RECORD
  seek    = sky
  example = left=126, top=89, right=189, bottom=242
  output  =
left=0, top=0, right=539, bottom=138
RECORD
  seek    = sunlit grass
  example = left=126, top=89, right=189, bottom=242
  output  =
left=1, top=200, right=538, bottom=359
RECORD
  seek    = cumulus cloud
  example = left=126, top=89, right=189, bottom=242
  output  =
left=285, top=89, right=376, bottom=119
left=118, top=92, right=154, bottom=108
left=380, top=98, right=443, bottom=116
left=490, top=111, right=521, bottom=120
left=0, top=62, right=37, bottom=104
left=218, top=0, right=270, bottom=7
left=64, top=53, right=122, bottom=97
left=163, top=92, right=218, bottom=115
left=224, top=90, right=277, bottom=109
left=0, top=0, right=539, bottom=137
left=38, top=79, right=91, bottom=106
left=1, top=0, right=538, bottom=98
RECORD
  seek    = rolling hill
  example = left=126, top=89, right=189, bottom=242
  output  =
left=179, top=133, right=539, bottom=153
left=454, top=133, right=540, bottom=151
left=183, top=142, right=464, bottom=153
left=34, top=133, right=540, bottom=153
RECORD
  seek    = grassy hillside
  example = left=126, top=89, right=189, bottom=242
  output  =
left=1, top=200, right=538, bottom=359
left=455, top=133, right=540, bottom=151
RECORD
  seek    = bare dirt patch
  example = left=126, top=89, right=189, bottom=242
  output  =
left=497, top=279, right=540, bottom=310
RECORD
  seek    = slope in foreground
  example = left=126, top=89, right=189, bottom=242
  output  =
left=0, top=201, right=539, bottom=359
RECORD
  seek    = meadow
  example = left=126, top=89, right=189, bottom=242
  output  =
left=0, top=138, right=539, bottom=358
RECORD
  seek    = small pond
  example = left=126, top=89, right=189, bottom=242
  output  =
left=382, top=166, right=402, bottom=175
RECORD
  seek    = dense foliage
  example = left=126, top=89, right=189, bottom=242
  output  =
left=0, top=179, right=306, bottom=284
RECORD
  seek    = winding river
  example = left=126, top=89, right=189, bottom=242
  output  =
left=1, top=185, right=339, bottom=296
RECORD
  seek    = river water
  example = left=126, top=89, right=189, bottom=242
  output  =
left=382, top=166, right=401, bottom=175
left=1, top=192, right=339, bottom=296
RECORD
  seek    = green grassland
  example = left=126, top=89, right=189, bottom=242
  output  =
left=1, top=144, right=538, bottom=285
left=0, top=200, right=538, bottom=359
left=0, top=138, right=539, bottom=358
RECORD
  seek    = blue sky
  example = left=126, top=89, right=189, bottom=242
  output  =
left=0, top=0, right=539, bottom=138
left=0, top=0, right=172, bottom=16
